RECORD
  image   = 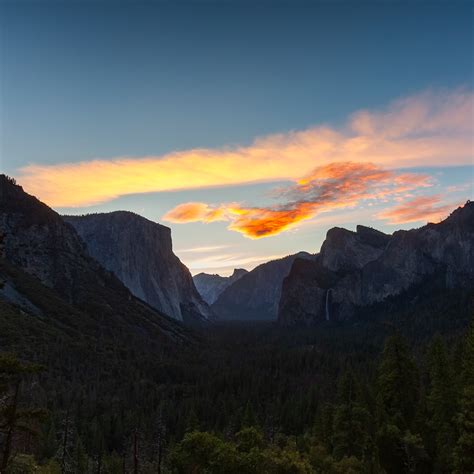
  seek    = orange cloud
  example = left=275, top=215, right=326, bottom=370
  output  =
left=227, top=203, right=317, bottom=238
left=15, top=88, right=473, bottom=207
left=163, top=202, right=226, bottom=223
left=163, top=162, right=433, bottom=238
left=377, top=195, right=461, bottom=224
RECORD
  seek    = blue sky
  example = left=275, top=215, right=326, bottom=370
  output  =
left=1, top=1, right=472, bottom=274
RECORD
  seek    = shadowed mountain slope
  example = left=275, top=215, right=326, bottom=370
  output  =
left=0, top=175, right=192, bottom=344
left=211, top=252, right=314, bottom=321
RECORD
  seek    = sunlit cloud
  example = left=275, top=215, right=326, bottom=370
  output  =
left=163, top=162, right=433, bottom=238
left=163, top=202, right=227, bottom=223
left=377, top=195, right=463, bottom=224
left=16, top=88, right=473, bottom=207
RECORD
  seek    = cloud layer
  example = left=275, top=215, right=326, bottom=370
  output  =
left=16, top=88, right=473, bottom=208
left=163, top=162, right=433, bottom=238
left=377, top=195, right=462, bottom=224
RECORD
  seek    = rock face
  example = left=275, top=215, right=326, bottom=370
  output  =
left=320, top=225, right=391, bottom=273
left=0, top=174, right=190, bottom=342
left=64, top=212, right=212, bottom=323
left=193, top=268, right=248, bottom=304
left=278, top=202, right=474, bottom=326
left=212, top=252, right=314, bottom=321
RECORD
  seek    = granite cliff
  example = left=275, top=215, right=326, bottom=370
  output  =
left=64, top=212, right=212, bottom=323
left=278, top=202, right=474, bottom=326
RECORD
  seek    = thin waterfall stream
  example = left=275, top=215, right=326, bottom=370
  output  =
left=325, top=289, right=331, bottom=321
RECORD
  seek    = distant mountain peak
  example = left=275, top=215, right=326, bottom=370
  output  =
left=231, top=268, right=248, bottom=278
left=193, top=268, right=249, bottom=305
left=210, top=252, right=314, bottom=321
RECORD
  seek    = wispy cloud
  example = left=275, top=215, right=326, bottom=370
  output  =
left=184, top=252, right=287, bottom=273
left=446, top=181, right=473, bottom=194
left=176, top=245, right=230, bottom=253
left=377, top=195, right=462, bottom=224
left=163, top=162, right=432, bottom=238
left=16, top=88, right=473, bottom=207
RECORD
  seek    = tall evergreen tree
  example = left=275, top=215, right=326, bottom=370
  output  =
left=331, top=372, right=371, bottom=461
left=0, top=354, right=45, bottom=472
left=454, top=321, right=474, bottom=473
left=376, top=335, right=423, bottom=473
left=376, top=334, right=419, bottom=429
left=426, top=336, right=457, bottom=471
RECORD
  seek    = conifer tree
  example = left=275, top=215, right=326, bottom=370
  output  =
left=0, top=353, right=45, bottom=472
left=376, top=335, right=423, bottom=473
left=331, top=372, right=371, bottom=461
left=454, top=321, right=474, bottom=472
left=376, top=334, right=419, bottom=429
left=426, top=336, right=457, bottom=471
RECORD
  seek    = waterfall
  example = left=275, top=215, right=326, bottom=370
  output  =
left=325, top=289, right=331, bottom=321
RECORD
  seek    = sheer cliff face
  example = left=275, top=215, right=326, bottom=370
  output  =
left=279, top=202, right=474, bottom=326
left=64, top=212, right=212, bottom=323
left=211, top=252, right=314, bottom=321
left=193, top=269, right=248, bottom=305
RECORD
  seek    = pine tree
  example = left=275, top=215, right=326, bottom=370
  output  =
left=0, top=353, right=45, bottom=472
left=331, top=372, right=371, bottom=461
left=376, top=334, right=419, bottom=429
left=453, top=321, right=474, bottom=472
left=426, top=336, right=457, bottom=471
left=241, top=402, right=257, bottom=429
left=74, top=436, right=89, bottom=474
left=376, top=335, right=423, bottom=473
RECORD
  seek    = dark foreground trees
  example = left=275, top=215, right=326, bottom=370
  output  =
left=1, top=320, right=473, bottom=473
left=166, top=326, right=474, bottom=474
left=0, top=354, right=45, bottom=472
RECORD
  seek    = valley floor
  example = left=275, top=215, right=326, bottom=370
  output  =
left=1, top=287, right=473, bottom=473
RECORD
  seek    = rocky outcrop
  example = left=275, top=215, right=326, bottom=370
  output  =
left=193, top=268, right=248, bottom=304
left=278, top=202, right=474, bottom=326
left=212, top=252, right=314, bottom=321
left=0, top=174, right=191, bottom=342
left=320, top=225, right=390, bottom=273
left=64, top=212, right=212, bottom=323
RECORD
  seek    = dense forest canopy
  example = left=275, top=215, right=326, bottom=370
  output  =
left=1, top=290, right=473, bottom=473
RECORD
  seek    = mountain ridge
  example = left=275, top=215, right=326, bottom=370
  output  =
left=278, top=201, right=474, bottom=326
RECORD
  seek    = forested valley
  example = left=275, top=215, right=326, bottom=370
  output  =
left=1, top=291, right=473, bottom=474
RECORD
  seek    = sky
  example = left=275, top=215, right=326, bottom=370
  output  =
left=1, top=0, right=473, bottom=275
